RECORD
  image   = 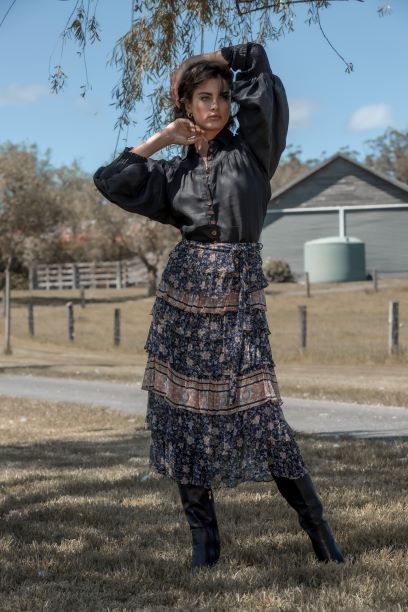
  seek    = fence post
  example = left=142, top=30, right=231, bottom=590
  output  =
left=80, top=287, right=86, bottom=309
left=28, top=265, right=37, bottom=290
left=373, top=269, right=378, bottom=292
left=305, top=272, right=311, bottom=298
left=67, top=302, right=75, bottom=342
left=116, top=261, right=123, bottom=289
left=114, top=308, right=121, bottom=346
left=4, top=265, right=12, bottom=355
left=388, top=301, right=399, bottom=355
left=28, top=303, right=34, bottom=336
left=74, top=264, right=80, bottom=290
left=57, top=264, right=63, bottom=290
left=91, top=262, right=97, bottom=288
left=298, top=305, right=307, bottom=351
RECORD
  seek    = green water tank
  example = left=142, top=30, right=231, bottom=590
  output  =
left=304, top=236, right=366, bottom=283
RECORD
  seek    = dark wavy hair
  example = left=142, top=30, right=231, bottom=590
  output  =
left=172, top=60, right=236, bottom=131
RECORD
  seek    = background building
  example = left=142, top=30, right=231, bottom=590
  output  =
left=261, top=154, right=408, bottom=277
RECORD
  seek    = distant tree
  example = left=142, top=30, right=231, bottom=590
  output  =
left=120, top=217, right=181, bottom=296
left=271, top=145, right=311, bottom=192
left=0, top=142, right=65, bottom=272
left=337, top=145, right=361, bottom=162
left=0, top=142, right=65, bottom=353
left=55, top=163, right=132, bottom=262
left=364, top=128, right=408, bottom=185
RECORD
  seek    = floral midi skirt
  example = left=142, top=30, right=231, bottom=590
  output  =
left=141, top=238, right=308, bottom=489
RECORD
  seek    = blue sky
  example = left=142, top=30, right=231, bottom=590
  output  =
left=0, top=0, right=407, bottom=174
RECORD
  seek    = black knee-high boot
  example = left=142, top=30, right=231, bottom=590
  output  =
left=177, top=482, right=221, bottom=568
left=273, top=472, right=345, bottom=563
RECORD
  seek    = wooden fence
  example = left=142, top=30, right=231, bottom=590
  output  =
left=19, top=300, right=403, bottom=354
left=29, top=259, right=148, bottom=290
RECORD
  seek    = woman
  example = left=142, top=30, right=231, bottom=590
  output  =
left=93, top=42, right=344, bottom=569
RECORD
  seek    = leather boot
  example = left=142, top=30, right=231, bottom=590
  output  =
left=177, top=482, right=221, bottom=568
left=273, top=472, right=345, bottom=563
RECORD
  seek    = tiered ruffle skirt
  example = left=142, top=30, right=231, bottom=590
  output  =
left=142, top=238, right=308, bottom=489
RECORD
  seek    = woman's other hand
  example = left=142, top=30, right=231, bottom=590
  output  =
left=164, top=118, right=206, bottom=146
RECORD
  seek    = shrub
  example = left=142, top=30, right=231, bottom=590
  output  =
left=262, top=257, right=295, bottom=283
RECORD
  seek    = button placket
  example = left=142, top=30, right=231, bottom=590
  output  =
left=205, top=148, right=217, bottom=228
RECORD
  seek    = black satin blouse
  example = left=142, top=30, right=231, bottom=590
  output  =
left=93, top=42, right=289, bottom=243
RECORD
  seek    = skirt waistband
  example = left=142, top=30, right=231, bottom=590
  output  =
left=179, top=238, right=263, bottom=253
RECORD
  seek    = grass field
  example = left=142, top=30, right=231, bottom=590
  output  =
left=4, top=279, right=408, bottom=364
left=0, top=395, right=407, bottom=611
left=2, top=279, right=408, bottom=408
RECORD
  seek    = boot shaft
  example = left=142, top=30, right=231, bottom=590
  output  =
left=177, top=482, right=221, bottom=567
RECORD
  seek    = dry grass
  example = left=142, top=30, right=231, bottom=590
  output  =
left=265, top=278, right=408, bottom=364
left=1, top=396, right=407, bottom=611
left=5, top=279, right=408, bottom=365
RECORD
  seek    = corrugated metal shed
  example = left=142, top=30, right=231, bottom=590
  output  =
left=261, top=153, right=408, bottom=275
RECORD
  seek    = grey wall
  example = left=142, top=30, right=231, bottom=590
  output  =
left=260, top=211, right=338, bottom=272
left=346, top=208, right=408, bottom=273
left=261, top=207, right=408, bottom=274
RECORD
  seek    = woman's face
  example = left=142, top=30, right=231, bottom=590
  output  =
left=185, top=76, right=230, bottom=132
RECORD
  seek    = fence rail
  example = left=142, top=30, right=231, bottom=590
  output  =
left=29, top=259, right=148, bottom=290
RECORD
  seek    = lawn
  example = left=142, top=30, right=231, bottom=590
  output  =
left=5, top=278, right=408, bottom=364
left=2, top=279, right=408, bottom=409
left=1, top=396, right=407, bottom=611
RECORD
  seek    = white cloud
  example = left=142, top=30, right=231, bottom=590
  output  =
left=288, top=98, right=317, bottom=129
left=0, top=83, right=48, bottom=106
left=347, top=104, right=393, bottom=131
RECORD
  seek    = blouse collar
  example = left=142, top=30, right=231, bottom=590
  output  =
left=181, top=125, right=234, bottom=160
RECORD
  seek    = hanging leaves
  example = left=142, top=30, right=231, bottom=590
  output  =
left=49, top=0, right=390, bottom=154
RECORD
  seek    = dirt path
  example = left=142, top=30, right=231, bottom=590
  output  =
left=1, top=341, right=408, bottom=407
left=1, top=373, right=407, bottom=439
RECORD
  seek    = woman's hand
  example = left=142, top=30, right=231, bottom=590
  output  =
left=129, top=119, right=206, bottom=157
left=164, top=118, right=206, bottom=146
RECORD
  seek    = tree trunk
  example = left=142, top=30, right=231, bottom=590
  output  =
left=136, top=247, right=158, bottom=297
left=4, top=257, right=12, bottom=355
left=147, top=268, right=157, bottom=297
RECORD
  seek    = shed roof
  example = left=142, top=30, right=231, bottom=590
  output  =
left=269, top=152, right=408, bottom=207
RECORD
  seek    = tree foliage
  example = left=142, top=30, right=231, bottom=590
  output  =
left=0, top=140, right=179, bottom=291
left=120, top=217, right=181, bottom=296
left=0, top=143, right=65, bottom=270
left=0, top=142, right=131, bottom=278
left=48, top=0, right=392, bottom=153
left=272, top=144, right=312, bottom=191
left=363, top=128, right=408, bottom=185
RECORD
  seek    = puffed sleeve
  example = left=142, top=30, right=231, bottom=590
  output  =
left=220, top=42, right=289, bottom=180
left=93, top=148, right=180, bottom=228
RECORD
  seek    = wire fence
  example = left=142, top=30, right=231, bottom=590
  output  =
left=2, top=282, right=407, bottom=364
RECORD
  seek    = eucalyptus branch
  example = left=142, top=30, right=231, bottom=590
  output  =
left=50, top=0, right=390, bottom=149
left=0, top=0, right=18, bottom=29
left=235, top=0, right=364, bottom=17
left=49, top=0, right=101, bottom=96
left=313, top=3, right=354, bottom=73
